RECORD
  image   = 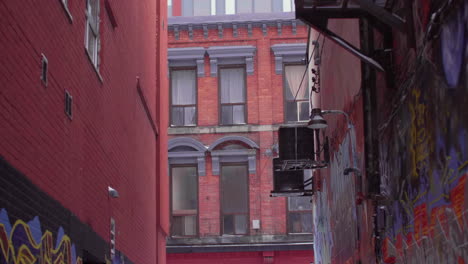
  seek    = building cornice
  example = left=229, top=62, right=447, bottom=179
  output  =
left=168, top=13, right=304, bottom=40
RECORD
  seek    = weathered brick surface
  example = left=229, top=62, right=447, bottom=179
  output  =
left=0, top=0, right=168, bottom=264
left=168, top=21, right=308, bottom=239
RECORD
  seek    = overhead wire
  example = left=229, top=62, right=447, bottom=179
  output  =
left=292, top=32, right=323, bottom=103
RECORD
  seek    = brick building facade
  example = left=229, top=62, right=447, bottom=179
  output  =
left=166, top=1, right=314, bottom=263
left=0, top=1, right=168, bottom=264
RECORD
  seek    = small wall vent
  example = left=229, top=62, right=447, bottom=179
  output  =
left=41, top=54, right=48, bottom=86
left=65, top=90, right=73, bottom=119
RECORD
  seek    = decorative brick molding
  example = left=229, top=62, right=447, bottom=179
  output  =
left=168, top=47, right=206, bottom=77
left=271, top=43, right=307, bottom=74
left=168, top=137, right=208, bottom=176
left=206, top=46, right=256, bottom=77
left=208, top=136, right=259, bottom=175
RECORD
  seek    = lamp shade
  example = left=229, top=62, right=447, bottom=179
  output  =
left=307, top=108, right=328, bottom=129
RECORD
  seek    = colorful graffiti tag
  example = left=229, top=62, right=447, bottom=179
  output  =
left=0, top=208, right=82, bottom=264
left=313, top=129, right=363, bottom=264
left=377, top=1, right=468, bottom=262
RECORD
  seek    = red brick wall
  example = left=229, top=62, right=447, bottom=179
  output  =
left=167, top=20, right=309, bottom=242
left=167, top=250, right=314, bottom=264
left=0, top=0, right=166, bottom=264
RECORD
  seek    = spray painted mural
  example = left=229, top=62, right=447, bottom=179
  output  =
left=378, top=0, right=468, bottom=263
left=313, top=128, right=363, bottom=264
left=0, top=208, right=82, bottom=264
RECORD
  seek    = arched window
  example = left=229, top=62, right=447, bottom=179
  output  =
left=208, top=136, right=259, bottom=235
left=208, top=136, right=259, bottom=175
left=168, top=138, right=207, bottom=237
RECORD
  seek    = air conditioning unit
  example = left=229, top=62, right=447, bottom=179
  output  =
left=278, top=126, right=314, bottom=161
left=271, top=167, right=313, bottom=197
left=271, top=158, right=312, bottom=197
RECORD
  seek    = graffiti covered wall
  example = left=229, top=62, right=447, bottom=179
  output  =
left=313, top=129, right=367, bottom=264
left=378, top=0, right=468, bottom=262
left=0, top=208, right=82, bottom=264
left=0, top=157, right=131, bottom=264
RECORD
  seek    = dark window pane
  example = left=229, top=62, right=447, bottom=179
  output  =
left=301, top=212, right=313, bottom=233
left=194, top=0, right=210, bottom=16
left=233, top=105, right=245, bottom=124
left=222, top=144, right=246, bottom=150
left=172, top=215, right=197, bottom=236
left=221, top=165, right=248, bottom=214
left=288, top=212, right=301, bottom=233
left=172, top=107, right=184, bottom=126
left=172, top=216, right=183, bottom=235
left=235, top=215, right=248, bottom=234
left=170, top=146, right=197, bottom=152
left=288, top=197, right=312, bottom=211
left=223, top=215, right=234, bottom=234
left=182, top=0, right=193, bottom=16
left=299, top=101, right=310, bottom=121
left=221, top=105, right=233, bottom=125
left=285, top=101, right=298, bottom=122
left=254, top=0, right=272, bottom=13
left=184, top=106, right=196, bottom=125
left=172, top=167, right=197, bottom=210
left=236, top=0, right=253, bottom=13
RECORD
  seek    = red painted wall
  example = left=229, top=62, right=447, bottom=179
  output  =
left=309, top=19, right=374, bottom=264
left=0, top=0, right=167, bottom=263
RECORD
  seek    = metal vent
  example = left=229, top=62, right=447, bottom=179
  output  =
left=65, top=91, right=73, bottom=119
left=41, top=54, right=48, bottom=86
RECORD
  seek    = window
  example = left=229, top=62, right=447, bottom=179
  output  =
left=171, top=69, right=197, bottom=126
left=236, top=0, right=253, bottom=13
left=255, top=0, right=272, bottom=13
left=284, top=64, right=309, bottom=122
left=219, top=67, right=246, bottom=125
left=168, top=0, right=173, bottom=17
left=182, top=0, right=211, bottom=16
left=288, top=197, right=313, bottom=233
left=85, top=0, right=100, bottom=68
left=282, top=0, right=294, bottom=12
left=177, top=0, right=294, bottom=16
left=221, top=164, right=249, bottom=235
left=171, top=166, right=198, bottom=236
left=288, top=169, right=312, bottom=233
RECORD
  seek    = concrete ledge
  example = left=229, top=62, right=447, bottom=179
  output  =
left=168, top=123, right=308, bottom=135
left=167, top=234, right=313, bottom=253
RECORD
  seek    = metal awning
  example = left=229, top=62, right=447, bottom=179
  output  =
left=295, top=0, right=414, bottom=71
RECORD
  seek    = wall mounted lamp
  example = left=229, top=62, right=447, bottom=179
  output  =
left=108, top=186, right=120, bottom=198
left=307, top=108, right=353, bottom=130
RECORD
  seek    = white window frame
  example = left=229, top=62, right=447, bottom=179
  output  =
left=85, top=0, right=100, bottom=69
